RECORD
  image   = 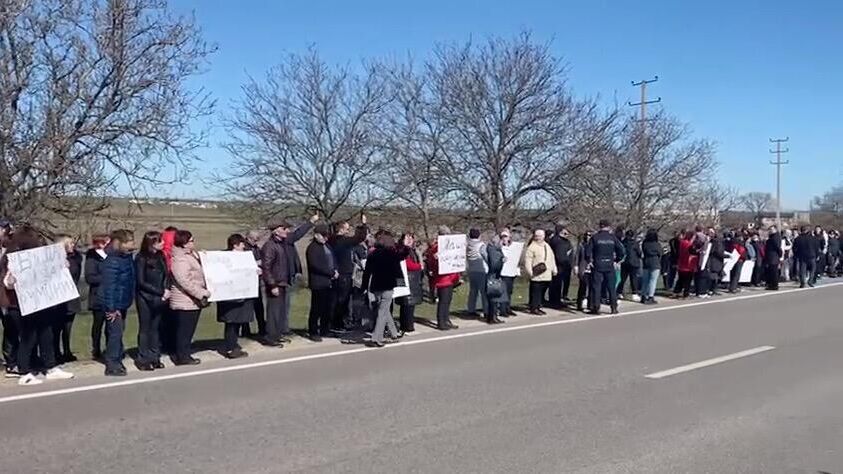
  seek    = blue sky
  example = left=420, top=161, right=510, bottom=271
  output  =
left=171, top=0, right=843, bottom=210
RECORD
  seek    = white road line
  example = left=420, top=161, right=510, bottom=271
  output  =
left=644, top=345, right=776, bottom=379
left=0, top=282, right=839, bottom=404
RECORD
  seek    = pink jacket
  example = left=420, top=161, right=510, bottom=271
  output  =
left=169, top=246, right=210, bottom=311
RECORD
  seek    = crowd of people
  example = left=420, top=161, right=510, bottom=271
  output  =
left=0, top=215, right=840, bottom=386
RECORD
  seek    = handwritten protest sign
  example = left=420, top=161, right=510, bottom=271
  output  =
left=392, top=261, right=411, bottom=299
left=739, top=260, right=754, bottom=283
left=721, top=251, right=739, bottom=283
left=437, top=234, right=467, bottom=274
left=501, top=242, right=525, bottom=277
left=199, top=251, right=259, bottom=302
left=7, top=244, right=80, bottom=316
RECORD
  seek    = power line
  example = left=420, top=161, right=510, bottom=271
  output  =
left=628, top=76, right=662, bottom=122
left=769, top=137, right=790, bottom=228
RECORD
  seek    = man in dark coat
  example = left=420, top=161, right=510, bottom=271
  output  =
left=706, top=228, right=726, bottom=295
left=764, top=226, right=783, bottom=290
left=98, top=230, right=137, bottom=377
left=586, top=220, right=626, bottom=315
left=617, top=230, right=642, bottom=298
left=242, top=230, right=266, bottom=337
left=328, top=215, right=368, bottom=331
left=305, top=225, right=337, bottom=341
left=793, top=226, right=819, bottom=288
left=547, top=224, right=574, bottom=306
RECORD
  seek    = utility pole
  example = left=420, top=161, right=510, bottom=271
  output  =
left=627, top=77, right=662, bottom=228
left=628, top=76, right=662, bottom=123
left=769, top=137, right=790, bottom=229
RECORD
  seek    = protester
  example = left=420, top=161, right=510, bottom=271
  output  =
left=169, top=230, right=210, bottom=365
left=243, top=230, right=266, bottom=337
left=305, top=224, right=337, bottom=342
left=0, top=220, right=17, bottom=378
left=585, top=220, right=625, bottom=315
left=814, top=225, right=828, bottom=282
left=827, top=230, right=840, bottom=277
left=524, top=229, right=557, bottom=315
left=575, top=231, right=593, bottom=311
left=499, top=229, right=518, bottom=317
left=328, top=215, right=368, bottom=332
left=794, top=226, right=819, bottom=288
left=53, top=234, right=83, bottom=363
left=640, top=229, right=662, bottom=304
left=674, top=230, right=697, bottom=298
left=99, top=229, right=137, bottom=376
left=361, top=231, right=405, bottom=347
left=666, top=230, right=682, bottom=291
left=396, top=233, right=423, bottom=332
left=724, top=232, right=746, bottom=294
left=135, top=231, right=170, bottom=370
left=426, top=226, right=460, bottom=330
left=482, top=235, right=507, bottom=324
left=706, top=228, right=725, bottom=296
left=216, top=234, right=255, bottom=359
left=84, top=234, right=110, bottom=360
left=548, top=224, right=574, bottom=306
left=0, top=226, right=75, bottom=385
left=750, top=233, right=764, bottom=286
left=781, top=229, right=794, bottom=282
left=465, top=228, right=488, bottom=317
left=617, top=230, right=642, bottom=300
left=159, top=226, right=178, bottom=354
left=694, top=231, right=713, bottom=298
left=764, top=226, right=783, bottom=290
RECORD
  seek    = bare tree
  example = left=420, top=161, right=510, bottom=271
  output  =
left=429, top=32, right=615, bottom=229
left=741, top=191, right=773, bottom=225
left=223, top=48, right=391, bottom=222
left=0, top=0, right=214, bottom=229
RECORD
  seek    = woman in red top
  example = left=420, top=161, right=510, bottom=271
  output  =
left=425, top=226, right=461, bottom=331
left=674, top=230, right=697, bottom=298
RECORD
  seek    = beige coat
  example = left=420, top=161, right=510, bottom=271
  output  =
left=169, top=246, right=210, bottom=311
left=523, top=241, right=558, bottom=282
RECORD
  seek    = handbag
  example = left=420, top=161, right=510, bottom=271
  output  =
left=486, top=276, right=504, bottom=299
left=531, top=245, right=548, bottom=276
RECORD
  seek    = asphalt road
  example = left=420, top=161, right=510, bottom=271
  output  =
left=1, top=283, right=842, bottom=473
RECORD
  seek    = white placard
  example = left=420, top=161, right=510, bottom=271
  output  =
left=739, top=261, right=754, bottom=283
left=437, top=234, right=467, bottom=274
left=200, top=251, right=259, bottom=302
left=7, top=243, right=80, bottom=316
left=501, top=242, right=525, bottom=277
left=721, top=251, right=739, bottom=283
left=392, top=261, right=411, bottom=299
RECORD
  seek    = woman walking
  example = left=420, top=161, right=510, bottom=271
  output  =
left=169, top=230, right=211, bottom=365
left=361, top=231, right=405, bottom=347
left=640, top=229, right=663, bottom=304
left=216, top=234, right=254, bottom=359
left=135, top=231, right=170, bottom=370
left=523, top=229, right=557, bottom=315
left=396, top=233, right=423, bottom=333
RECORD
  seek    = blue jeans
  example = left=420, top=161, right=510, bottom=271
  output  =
left=467, top=272, right=488, bottom=314
left=105, top=310, right=127, bottom=370
left=641, top=269, right=660, bottom=299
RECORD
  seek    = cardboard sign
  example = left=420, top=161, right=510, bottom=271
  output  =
left=7, top=244, right=80, bottom=316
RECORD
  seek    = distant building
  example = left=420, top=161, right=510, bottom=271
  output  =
left=721, top=211, right=810, bottom=229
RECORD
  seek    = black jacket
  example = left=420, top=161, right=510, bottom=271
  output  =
left=135, top=252, right=169, bottom=304
left=708, top=237, right=725, bottom=274
left=641, top=240, right=662, bottom=271
left=306, top=240, right=336, bottom=290
left=548, top=235, right=573, bottom=266
left=622, top=238, right=642, bottom=268
left=84, top=248, right=107, bottom=311
left=261, top=223, right=314, bottom=289
left=362, top=245, right=404, bottom=293
left=64, top=250, right=83, bottom=314
left=764, top=233, right=783, bottom=266
left=793, top=234, right=819, bottom=262
left=828, top=237, right=841, bottom=258
left=668, top=237, right=680, bottom=265
left=329, top=225, right=368, bottom=275
left=586, top=230, right=625, bottom=273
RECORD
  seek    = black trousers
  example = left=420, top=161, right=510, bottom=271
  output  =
left=589, top=270, right=617, bottom=313
left=17, top=308, right=56, bottom=375
left=674, top=271, right=693, bottom=297
left=223, top=323, right=241, bottom=352
left=751, top=262, right=763, bottom=285
left=799, top=259, right=817, bottom=286
left=265, top=287, right=288, bottom=342
left=399, top=304, right=415, bottom=332
left=501, top=277, right=515, bottom=314
left=695, top=270, right=710, bottom=296
left=2, top=308, right=20, bottom=370
left=765, top=264, right=780, bottom=290
left=529, top=281, right=549, bottom=310
left=436, top=286, right=454, bottom=329
left=243, top=291, right=266, bottom=337
left=729, top=261, right=743, bottom=292
left=576, top=273, right=591, bottom=310
left=52, top=312, right=75, bottom=360
left=91, top=309, right=106, bottom=356
left=137, top=297, right=164, bottom=364
left=172, top=309, right=201, bottom=361
left=332, top=274, right=354, bottom=330
left=309, top=287, right=335, bottom=337
left=617, top=264, right=640, bottom=295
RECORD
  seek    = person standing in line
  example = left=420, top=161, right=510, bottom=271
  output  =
left=794, top=226, right=819, bottom=288
left=750, top=233, right=764, bottom=286
left=523, top=229, right=557, bottom=315
left=781, top=228, right=794, bottom=282
left=547, top=224, right=574, bottom=307
left=328, top=215, right=368, bottom=332
left=305, top=224, right=338, bottom=342
left=483, top=235, right=507, bottom=324
left=84, top=234, right=110, bottom=360
left=99, top=229, right=137, bottom=377
left=585, top=220, right=625, bottom=315
left=666, top=230, right=682, bottom=291
left=617, top=230, right=642, bottom=300
left=159, top=226, right=178, bottom=355
left=1, top=226, right=75, bottom=385
left=828, top=230, right=841, bottom=277
left=0, top=220, right=17, bottom=378
left=465, top=228, right=489, bottom=317
left=706, top=228, right=725, bottom=296
left=396, top=233, right=423, bottom=333
left=673, top=230, right=697, bottom=299
left=169, top=230, right=210, bottom=366
left=725, top=232, right=746, bottom=294
left=814, top=225, right=828, bottom=282
left=764, top=226, right=783, bottom=291
left=640, top=229, right=662, bottom=305
left=53, top=234, right=83, bottom=363
left=695, top=233, right=713, bottom=298
left=426, top=226, right=461, bottom=331
left=362, top=231, right=405, bottom=347
left=575, top=231, right=593, bottom=312
left=242, top=230, right=266, bottom=338
left=499, top=229, right=518, bottom=317
left=261, top=220, right=292, bottom=346
left=267, top=215, right=318, bottom=340
left=135, top=231, right=170, bottom=371
left=216, top=234, right=256, bottom=359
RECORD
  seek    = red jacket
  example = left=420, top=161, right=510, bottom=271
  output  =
left=162, top=230, right=176, bottom=272
left=677, top=238, right=698, bottom=273
left=424, top=241, right=460, bottom=288
left=735, top=243, right=747, bottom=261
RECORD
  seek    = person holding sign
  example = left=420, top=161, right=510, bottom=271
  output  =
left=216, top=234, right=256, bottom=359
left=425, top=226, right=461, bottom=331
left=135, top=231, right=170, bottom=371
left=396, top=233, right=423, bottom=333
left=0, top=226, right=75, bottom=385
left=305, top=225, right=338, bottom=342
left=169, top=230, right=211, bottom=366
left=99, top=230, right=137, bottom=377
